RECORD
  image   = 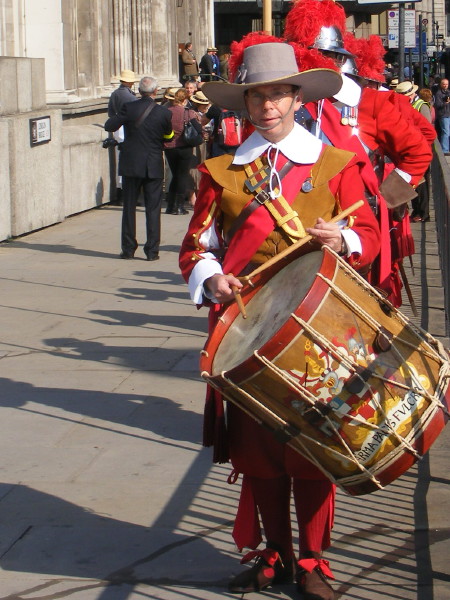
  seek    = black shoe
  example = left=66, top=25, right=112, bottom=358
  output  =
left=120, top=251, right=135, bottom=259
left=228, top=549, right=294, bottom=594
left=146, top=254, right=159, bottom=262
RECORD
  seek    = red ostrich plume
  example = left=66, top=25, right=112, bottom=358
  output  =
left=290, top=41, right=340, bottom=73
left=228, top=31, right=282, bottom=82
left=284, top=0, right=347, bottom=47
left=355, top=35, right=386, bottom=82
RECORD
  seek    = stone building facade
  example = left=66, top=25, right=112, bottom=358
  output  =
left=0, top=0, right=212, bottom=241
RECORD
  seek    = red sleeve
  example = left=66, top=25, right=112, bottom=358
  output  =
left=329, top=155, right=381, bottom=270
left=179, top=168, right=223, bottom=283
left=358, top=88, right=433, bottom=187
left=389, top=93, right=436, bottom=146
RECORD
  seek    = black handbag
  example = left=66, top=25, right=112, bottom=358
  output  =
left=182, top=109, right=203, bottom=147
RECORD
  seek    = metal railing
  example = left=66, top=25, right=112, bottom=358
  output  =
left=430, top=142, right=450, bottom=335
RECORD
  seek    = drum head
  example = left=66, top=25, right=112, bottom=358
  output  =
left=212, top=251, right=323, bottom=375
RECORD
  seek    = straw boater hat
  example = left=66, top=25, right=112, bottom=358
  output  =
left=119, top=69, right=135, bottom=83
left=191, top=90, right=210, bottom=105
left=202, top=42, right=342, bottom=111
left=164, top=87, right=179, bottom=100
left=389, top=77, right=399, bottom=89
left=395, top=81, right=419, bottom=97
left=207, top=47, right=218, bottom=52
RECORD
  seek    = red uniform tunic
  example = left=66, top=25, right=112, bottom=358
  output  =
left=304, top=99, right=392, bottom=296
left=388, top=92, right=437, bottom=146
left=357, top=87, right=434, bottom=305
left=357, top=87, right=432, bottom=187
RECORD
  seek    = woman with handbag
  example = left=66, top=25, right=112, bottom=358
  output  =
left=164, top=89, right=202, bottom=215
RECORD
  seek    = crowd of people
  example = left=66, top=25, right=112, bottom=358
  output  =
left=104, top=3, right=444, bottom=597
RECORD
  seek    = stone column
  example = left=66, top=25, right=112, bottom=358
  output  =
left=24, top=0, right=81, bottom=104
left=112, top=0, right=133, bottom=78
left=111, top=0, right=179, bottom=88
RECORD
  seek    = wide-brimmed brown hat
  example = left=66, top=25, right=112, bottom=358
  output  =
left=118, top=69, right=135, bottom=83
left=202, top=42, right=342, bottom=111
left=395, top=81, right=418, bottom=96
left=191, top=90, right=210, bottom=105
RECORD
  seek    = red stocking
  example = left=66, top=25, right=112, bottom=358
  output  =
left=293, top=478, right=336, bottom=555
left=248, top=475, right=294, bottom=562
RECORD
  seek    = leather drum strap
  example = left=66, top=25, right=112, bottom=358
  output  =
left=224, top=160, right=295, bottom=245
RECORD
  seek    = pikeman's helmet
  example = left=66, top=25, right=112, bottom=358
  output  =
left=310, top=25, right=354, bottom=57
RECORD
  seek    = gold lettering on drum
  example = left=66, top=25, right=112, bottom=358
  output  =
left=355, top=391, right=426, bottom=464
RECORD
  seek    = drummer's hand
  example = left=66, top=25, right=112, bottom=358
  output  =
left=204, top=273, right=243, bottom=303
left=306, top=218, right=343, bottom=253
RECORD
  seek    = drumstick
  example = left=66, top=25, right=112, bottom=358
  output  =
left=229, top=273, right=247, bottom=319
left=240, top=200, right=364, bottom=282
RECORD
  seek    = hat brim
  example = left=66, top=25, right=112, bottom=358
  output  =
left=118, top=75, right=135, bottom=83
left=396, top=83, right=419, bottom=96
left=202, top=69, right=343, bottom=111
left=407, top=84, right=419, bottom=95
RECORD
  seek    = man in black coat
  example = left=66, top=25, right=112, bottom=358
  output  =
left=105, top=76, right=174, bottom=260
left=107, top=69, right=137, bottom=117
left=199, top=48, right=217, bottom=81
left=107, top=69, right=138, bottom=206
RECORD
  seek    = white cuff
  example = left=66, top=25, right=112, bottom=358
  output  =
left=341, top=228, right=362, bottom=257
left=188, top=256, right=223, bottom=304
left=394, top=168, right=412, bottom=183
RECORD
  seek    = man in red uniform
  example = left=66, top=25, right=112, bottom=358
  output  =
left=179, top=41, right=380, bottom=600
left=284, top=0, right=433, bottom=306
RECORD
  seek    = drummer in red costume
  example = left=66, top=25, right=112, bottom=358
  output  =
left=179, top=41, right=380, bottom=600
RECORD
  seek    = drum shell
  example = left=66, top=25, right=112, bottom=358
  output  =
left=201, top=249, right=450, bottom=495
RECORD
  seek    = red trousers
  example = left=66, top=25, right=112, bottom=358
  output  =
left=227, top=403, right=336, bottom=558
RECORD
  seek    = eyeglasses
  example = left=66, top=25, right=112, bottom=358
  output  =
left=245, top=90, right=296, bottom=106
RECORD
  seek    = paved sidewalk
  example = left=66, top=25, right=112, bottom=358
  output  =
left=0, top=204, right=448, bottom=599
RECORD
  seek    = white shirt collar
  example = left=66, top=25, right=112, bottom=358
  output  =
left=233, top=122, right=323, bottom=165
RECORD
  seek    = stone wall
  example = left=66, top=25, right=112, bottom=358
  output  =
left=61, top=104, right=111, bottom=218
left=0, top=57, right=111, bottom=242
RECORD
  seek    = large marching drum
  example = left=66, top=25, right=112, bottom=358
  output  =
left=200, top=247, right=450, bottom=496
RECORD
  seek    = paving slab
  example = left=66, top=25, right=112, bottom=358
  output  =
left=0, top=201, right=448, bottom=600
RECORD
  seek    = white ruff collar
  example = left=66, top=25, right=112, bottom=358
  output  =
left=233, top=122, right=323, bottom=165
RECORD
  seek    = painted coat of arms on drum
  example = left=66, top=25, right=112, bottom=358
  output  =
left=201, top=248, right=450, bottom=496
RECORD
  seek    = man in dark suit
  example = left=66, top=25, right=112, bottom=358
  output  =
left=107, top=69, right=137, bottom=117
left=107, top=69, right=138, bottom=206
left=199, top=48, right=217, bottom=81
left=105, top=76, right=174, bottom=260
